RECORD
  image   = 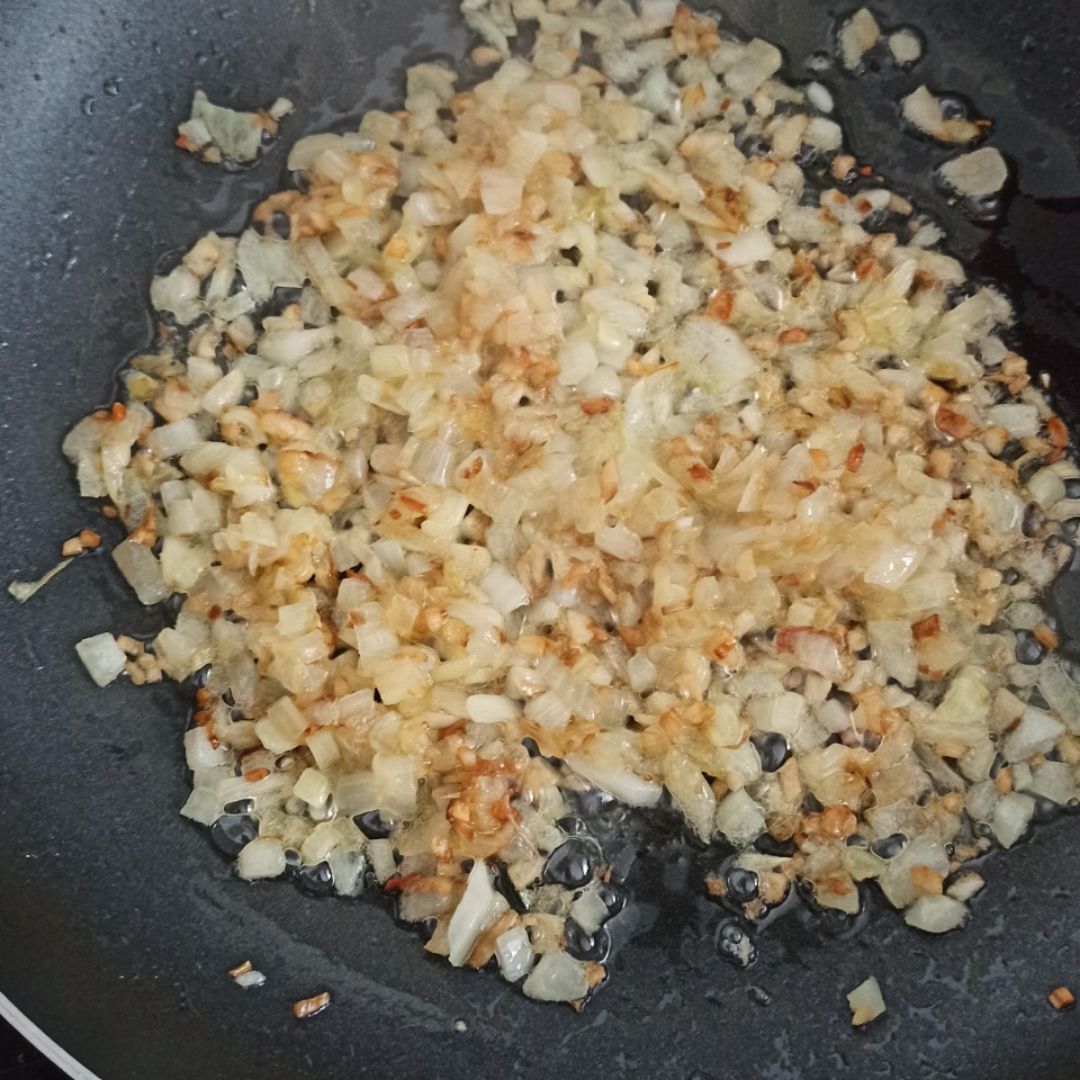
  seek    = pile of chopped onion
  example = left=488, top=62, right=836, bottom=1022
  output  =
left=64, top=0, right=1080, bottom=1006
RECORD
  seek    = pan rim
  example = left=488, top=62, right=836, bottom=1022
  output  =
left=0, top=992, right=100, bottom=1080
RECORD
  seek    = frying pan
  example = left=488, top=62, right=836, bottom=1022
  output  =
left=3, top=1, right=1080, bottom=1077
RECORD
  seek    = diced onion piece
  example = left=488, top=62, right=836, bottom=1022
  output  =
left=904, top=895, right=970, bottom=934
left=237, top=836, right=288, bottom=880
left=866, top=620, right=917, bottom=687
left=1027, top=468, right=1066, bottom=509
left=524, top=691, right=572, bottom=731
left=946, top=873, right=986, bottom=903
left=148, top=418, right=201, bottom=459
left=806, top=82, right=834, bottom=113
left=662, top=748, right=716, bottom=840
left=661, top=316, right=759, bottom=404
left=255, top=697, right=308, bottom=754
left=466, top=694, right=520, bottom=725
left=522, top=951, right=589, bottom=1002
left=8, top=559, right=72, bottom=603
left=372, top=753, right=417, bottom=818
left=725, top=39, right=782, bottom=96
left=986, top=404, right=1040, bottom=437
left=889, top=29, right=923, bottom=66
left=495, top=926, right=534, bottom=982
left=847, top=976, right=886, bottom=1026
left=992, top=791, right=1036, bottom=849
left=879, top=837, right=950, bottom=908
left=1025, top=762, right=1075, bottom=805
left=182, top=90, right=271, bottom=164
left=479, top=167, right=524, bottom=215
left=938, top=147, right=1008, bottom=198
left=1002, top=707, right=1065, bottom=763
left=594, top=523, right=643, bottom=561
left=75, top=633, right=128, bottom=687
left=565, top=753, right=662, bottom=807
left=839, top=8, right=880, bottom=70
left=480, top=565, right=530, bottom=616
left=367, top=838, right=397, bottom=884
left=716, top=228, right=774, bottom=268
left=447, top=859, right=498, bottom=966
left=184, top=726, right=230, bottom=769
left=293, top=767, right=331, bottom=807
left=713, top=788, right=765, bottom=846
left=902, top=86, right=980, bottom=144
left=112, top=540, right=170, bottom=606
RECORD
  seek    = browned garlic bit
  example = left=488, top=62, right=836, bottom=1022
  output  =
left=292, top=991, right=331, bottom=1019
left=63, top=0, right=1080, bottom=1003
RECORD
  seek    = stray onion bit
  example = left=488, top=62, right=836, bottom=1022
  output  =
left=229, top=959, right=268, bottom=989
left=902, top=86, right=982, bottom=145
left=938, top=146, right=1009, bottom=198
left=838, top=8, right=881, bottom=70
left=74, top=633, right=128, bottom=687
left=63, top=0, right=1080, bottom=1005
left=1048, top=986, right=1076, bottom=1011
left=8, top=559, right=72, bottom=603
left=847, top=976, right=887, bottom=1026
left=61, top=529, right=102, bottom=557
left=292, top=991, right=331, bottom=1020
left=888, top=29, right=923, bottom=67
left=176, top=90, right=293, bottom=165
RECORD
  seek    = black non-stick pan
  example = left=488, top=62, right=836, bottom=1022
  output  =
left=4, top=2, right=1080, bottom=1077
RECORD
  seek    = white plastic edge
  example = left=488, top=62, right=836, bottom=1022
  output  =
left=0, top=992, right=101, bottom=1080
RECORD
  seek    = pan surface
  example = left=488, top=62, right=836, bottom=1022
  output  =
left=3, top=2, right=1080, bottom=1077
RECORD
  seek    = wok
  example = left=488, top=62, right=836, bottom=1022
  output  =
left=3, top=1, right=1080, bottom=1077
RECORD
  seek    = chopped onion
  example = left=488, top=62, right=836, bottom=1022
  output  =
left=447, top=859, right=498, bottom=966
left=866, top=620, right=917, bottom=687
left=180, top=90, right=279, bottom=164
left=713, top=788, right=765, bottom=846
left=466, top=694, right=520, bottom=725
left=480, top=565, right=530, bottom=616
left=565, top=752, right=662, bottom=807
left=938, top=147, right=1008, bottom=198
left=237, top=836, right=288, bottom=880
left=662, top=748, right=716, bottom=840
left=1001, top=707, right=1064, bottom=763
left=838, top=8, right=880, bottom=70
left=992, top=792, right=1036, bottom=849
left=524, top=691, right=572, bottom=730
left=902, top=86, right=980, bottom=144
left=495, top=926, right=534, bottom=982
left=522, top=951, right=589, bottom=1003
left=8, top=559, right=72, bottom=603
left=888, top=29, right=923, bottom=66
left=847, top=976, right=886, bottom=1026
left=184, top=726, right=230, bottom=769
left=58, top=0, right=1078, bottom=1002
left=112, top=540, right=170, bottom=606
left=75, top=633, right=128, bottom=687
left=293, top=767, right=331, bottom=807
left=148, top=418, right=201, bottom=459
left=904, top=895, right=970, bottom=934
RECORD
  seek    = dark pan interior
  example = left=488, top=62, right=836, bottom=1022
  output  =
left=3, top=2, right=1080, bottom=1078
